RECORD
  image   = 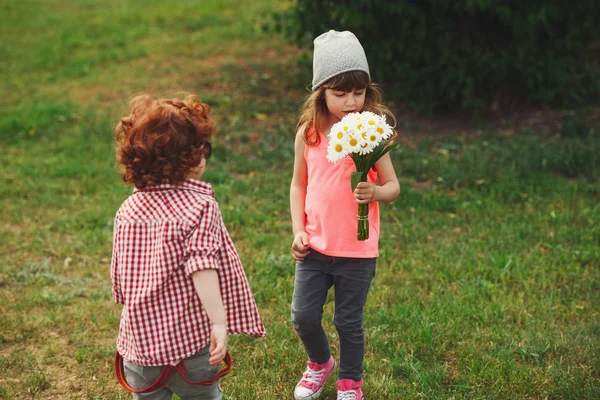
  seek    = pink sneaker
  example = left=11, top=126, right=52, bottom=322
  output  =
left=294, top=356, right=336, bottom=400
left=336, top=379, right=364, bottom=400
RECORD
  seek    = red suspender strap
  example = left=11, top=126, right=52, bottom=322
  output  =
left=115, top=351, right=233, bottom=393
left=115, top=352, right=175, bottom=393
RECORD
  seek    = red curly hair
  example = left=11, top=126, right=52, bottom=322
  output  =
left=115, top=94, right=213, bottom=189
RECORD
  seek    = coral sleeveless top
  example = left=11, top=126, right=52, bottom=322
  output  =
left=304, top=129, right=379, bottom=258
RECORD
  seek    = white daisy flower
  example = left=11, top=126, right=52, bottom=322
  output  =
left=366, top=129, right=383, bottom=147
left=346, top=132, right=362, bottom=154
left=327, top=141, right=347, bottom=162
left=327, top=123, right=350, bottom=162
left=376, top=116, right=394, bottom=140
left=326, top=135, right=348, bottom=162
left=328, top=122, right=347, bottom=141
left=361, top=111, right=381, bottom=131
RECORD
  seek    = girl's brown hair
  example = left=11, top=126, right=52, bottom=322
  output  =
left=115, top=94, right=213, bottom=189
left=297, top=71, right=396, bottom=146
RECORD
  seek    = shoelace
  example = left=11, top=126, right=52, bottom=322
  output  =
left=300, top=367, right=325, bottom=385
left=337, top=390, right=358, bottom=400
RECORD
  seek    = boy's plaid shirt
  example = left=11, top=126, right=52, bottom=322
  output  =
left=111, top=179, right=265, bottom=366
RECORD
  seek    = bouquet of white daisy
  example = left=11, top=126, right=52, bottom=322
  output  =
left=327, top=111, right=397, bottom=241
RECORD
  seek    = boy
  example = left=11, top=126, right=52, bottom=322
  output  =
left=111, top=94, right=265, bottom=399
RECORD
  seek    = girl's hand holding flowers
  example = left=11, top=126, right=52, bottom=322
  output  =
left=354, top=182, right=377, bottom=204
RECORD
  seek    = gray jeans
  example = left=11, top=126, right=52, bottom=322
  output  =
left=291, top=249, right=376, bottom=381
left=122, top=345, right=222, bottom=400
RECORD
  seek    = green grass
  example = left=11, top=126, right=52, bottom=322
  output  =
left=1, top=1, right=599, bottom=399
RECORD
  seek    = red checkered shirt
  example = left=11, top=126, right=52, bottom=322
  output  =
left=111, top=179, right=265, bottom=366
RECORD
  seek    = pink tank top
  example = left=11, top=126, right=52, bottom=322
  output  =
left=304, top=129, right=380, bottom=258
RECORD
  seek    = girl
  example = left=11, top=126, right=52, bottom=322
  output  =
left=289, top=31, right=400, bottom=400
left=111, top=94, right=265, bottom=399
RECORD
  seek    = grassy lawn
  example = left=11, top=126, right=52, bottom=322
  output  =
left=1, top=1, right=599, bottom=399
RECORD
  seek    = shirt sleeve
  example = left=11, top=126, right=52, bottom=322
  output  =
left=110, top=218, right=124, bottom=304
left=184, top=200, right=223, bottom=276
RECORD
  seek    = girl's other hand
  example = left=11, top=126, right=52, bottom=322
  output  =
left=354, top=181, right=377, bottom=204
left=209, top=323, right=228, bottom=366
left=291, top=232, right=310, bottom=261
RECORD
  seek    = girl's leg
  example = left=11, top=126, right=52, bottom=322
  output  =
left=122, top=361, right=174, bottom=400
left=332, top=257, right=376, bottom=381
left=291, top=251, right=334, bottom=363
left=168, top=346, right=222, bottom=400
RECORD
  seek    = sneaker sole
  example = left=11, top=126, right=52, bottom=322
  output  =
left=293, top=360, right=336, bottom=400
left=294, top=386, right=324, bottom=400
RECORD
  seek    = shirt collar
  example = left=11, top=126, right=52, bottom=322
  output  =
left=133, top=179, right=214, bottom=197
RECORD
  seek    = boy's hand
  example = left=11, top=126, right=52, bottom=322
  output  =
left=354, top=182, right=377, bottom=204
left=209, top=323, right=228, bottom=366
left=291, top=232, right=310, bottom=261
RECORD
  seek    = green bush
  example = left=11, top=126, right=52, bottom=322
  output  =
left=279, top=0, right=600, bottom=114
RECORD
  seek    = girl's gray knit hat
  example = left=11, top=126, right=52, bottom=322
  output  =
left=311, top=30, right=370, bottom=91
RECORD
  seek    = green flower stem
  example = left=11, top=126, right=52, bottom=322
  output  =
left=357, top=202, right=369, bottom=241
left=352, top=171, right=369, bottom=241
